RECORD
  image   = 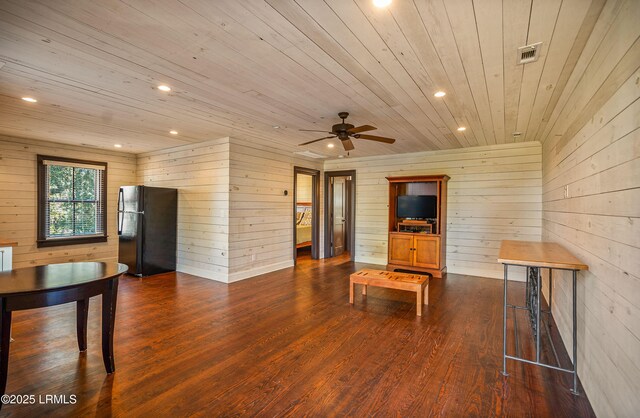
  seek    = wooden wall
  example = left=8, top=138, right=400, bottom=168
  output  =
left=228, top=139, right=323, bottom=281
left=324, top=142, right=542, bottom=280
left=0, top=135, right=136, bottom=268
left=137, top=138, right=231, bottom=281
left=539, top=0, right=640, bottom=414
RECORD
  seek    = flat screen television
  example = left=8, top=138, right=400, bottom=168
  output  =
left=397, top=195, right=437, bottom=219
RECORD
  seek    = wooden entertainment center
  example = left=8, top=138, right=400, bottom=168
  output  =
left=386, top=175, right=449, bottom=278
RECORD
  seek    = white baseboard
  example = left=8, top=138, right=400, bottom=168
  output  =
left=177, top=264, right=229, bottom=283
left=227, top=260, right=294, bottom=283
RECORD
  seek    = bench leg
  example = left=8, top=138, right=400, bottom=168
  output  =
left=362, top=285, right=367, bottom=296
left=423, top=283, right=429, bottom=305
left=416, top=288, right=423, bottom=316
left=349, top=280, right=354, bottom=304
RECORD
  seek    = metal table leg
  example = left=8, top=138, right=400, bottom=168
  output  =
left=502, top=264, right=509, bottom=376
left=571, top=270, right=579, bottom=395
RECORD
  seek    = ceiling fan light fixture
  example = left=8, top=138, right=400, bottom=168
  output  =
left=373, top=0, right=392, bottom=8
left=434, top=91, right=446, bottom=98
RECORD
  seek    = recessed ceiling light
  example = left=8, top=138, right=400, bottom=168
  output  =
left=434, top=91, right=446, bottom=98
left=169, top=130, right=178, bottom=135
left=457, top=127, right=466, bottom=132
left=327, top=143, right=335, bottom=148
left=373, top=0, right=392, bottom=8
left=114, top=144, right=123, bottom=148
left=158, top=85, right=171, bottom=92
left=22, top=97, right=37, bottom=103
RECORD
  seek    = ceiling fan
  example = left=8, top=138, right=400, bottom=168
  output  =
left=298, top=112, right=396, bottom=151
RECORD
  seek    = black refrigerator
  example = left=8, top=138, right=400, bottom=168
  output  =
left=117, top=186, right=177, bottom=276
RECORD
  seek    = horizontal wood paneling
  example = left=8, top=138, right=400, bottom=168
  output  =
left=324, top=142, right=542, bottom=280
left=228, top=138, right=323, bottom=281
left=0, top=135, right=136, bottom=268
left=137, top=138, right=231, bottom=281
left=540, top=0, right=640, bottom=411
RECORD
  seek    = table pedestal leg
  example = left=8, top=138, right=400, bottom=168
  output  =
left=101, top=279, right=118, bottom=374
left=0, top=300, right=12, bottom=399
left=77, top=299, right=89, bottom=352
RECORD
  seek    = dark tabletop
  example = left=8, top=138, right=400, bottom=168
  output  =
left=0, top=262, right=128, bottom=296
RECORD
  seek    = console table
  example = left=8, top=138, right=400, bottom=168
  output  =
left=498, top=240, right=588, bottom=394
left=0, top=261, right=127, bottom=404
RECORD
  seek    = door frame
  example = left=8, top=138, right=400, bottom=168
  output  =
left=293, top=167, right=320, bottom=262
left=324, top=170, right=356, bottom=261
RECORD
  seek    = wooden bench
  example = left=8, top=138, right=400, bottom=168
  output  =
left=349, top=269, right=430, bottom=316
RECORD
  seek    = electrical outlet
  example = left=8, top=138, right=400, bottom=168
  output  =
left=563, top=185, right=570, bottom=198
left=251, top=254, right=257, bottom=262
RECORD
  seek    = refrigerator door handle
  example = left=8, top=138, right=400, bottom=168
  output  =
left=117, top=188, right=124, bottom=235
left=118, top=188, right=124, bottom=212
left=118, top=211, right=123, bottom=235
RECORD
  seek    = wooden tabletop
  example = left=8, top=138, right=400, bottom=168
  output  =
left=0, top=239, right=18, bottom=247
left=0, top=262, right=128, bottom=296
left=498, top=240, right=588, bottom=270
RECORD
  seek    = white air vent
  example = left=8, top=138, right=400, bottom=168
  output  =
left=294, top=150, right=327, bottom=159
left=517, top=42, right=542, bottom=64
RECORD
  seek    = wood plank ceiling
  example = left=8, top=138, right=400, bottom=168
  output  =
left=0, top=0, right=600, bottom=157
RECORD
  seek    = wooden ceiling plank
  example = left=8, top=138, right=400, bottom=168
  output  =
left=2, top=0, right=350, bottom=134
left=347, top=0, right=467, bottom=148
left=297, top=0, right=451, bottom=150
left=0, top=9, right=318, bottom=134
left=413, top=0, right=489, bottom=146
left=535, top=0, right=624, bottom=143
left=474, top=0, right=505, bottom=143
left=443, top=0, right=497, bottom=145
left=513, top=0, right=563, bottom=143
left=229, top=1, right=440, bottom=153
left=524, top=0, right=594, bottom=144
left=120, top=0, right=353, bottom=119
left=200, top=0, right=421, bottom=145
left=538, top=0, right=639, bottom=145
left=232, top=0, right=436, bottom=152
left=501, top=0, right=532, bottom=144
left=390, top=0, right=478, bottom=147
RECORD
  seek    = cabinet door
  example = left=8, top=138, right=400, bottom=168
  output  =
left=388, top=233, right=413, bottom=266
left=413, top=235, right=440, bottom=269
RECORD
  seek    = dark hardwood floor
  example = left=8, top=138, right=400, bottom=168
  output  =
left=1, top=256, right=595, bottom=417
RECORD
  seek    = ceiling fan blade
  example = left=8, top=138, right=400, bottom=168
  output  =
left=299, top=129, right=333, bottom=133
left=299, top=136, right=336, bottom=146
left=347, top=125, right=377, bottom=134
left=341, top=138, right=355, bottom=151
left=354, top=134, right=396, bottom=144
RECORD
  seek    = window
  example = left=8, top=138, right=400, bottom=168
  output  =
left=37, top=155, right=108, bottom=247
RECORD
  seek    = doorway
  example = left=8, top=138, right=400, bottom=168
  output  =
left=293, top=167, right=320, bottom=263
left=324, top=170, right=356, bottom=261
